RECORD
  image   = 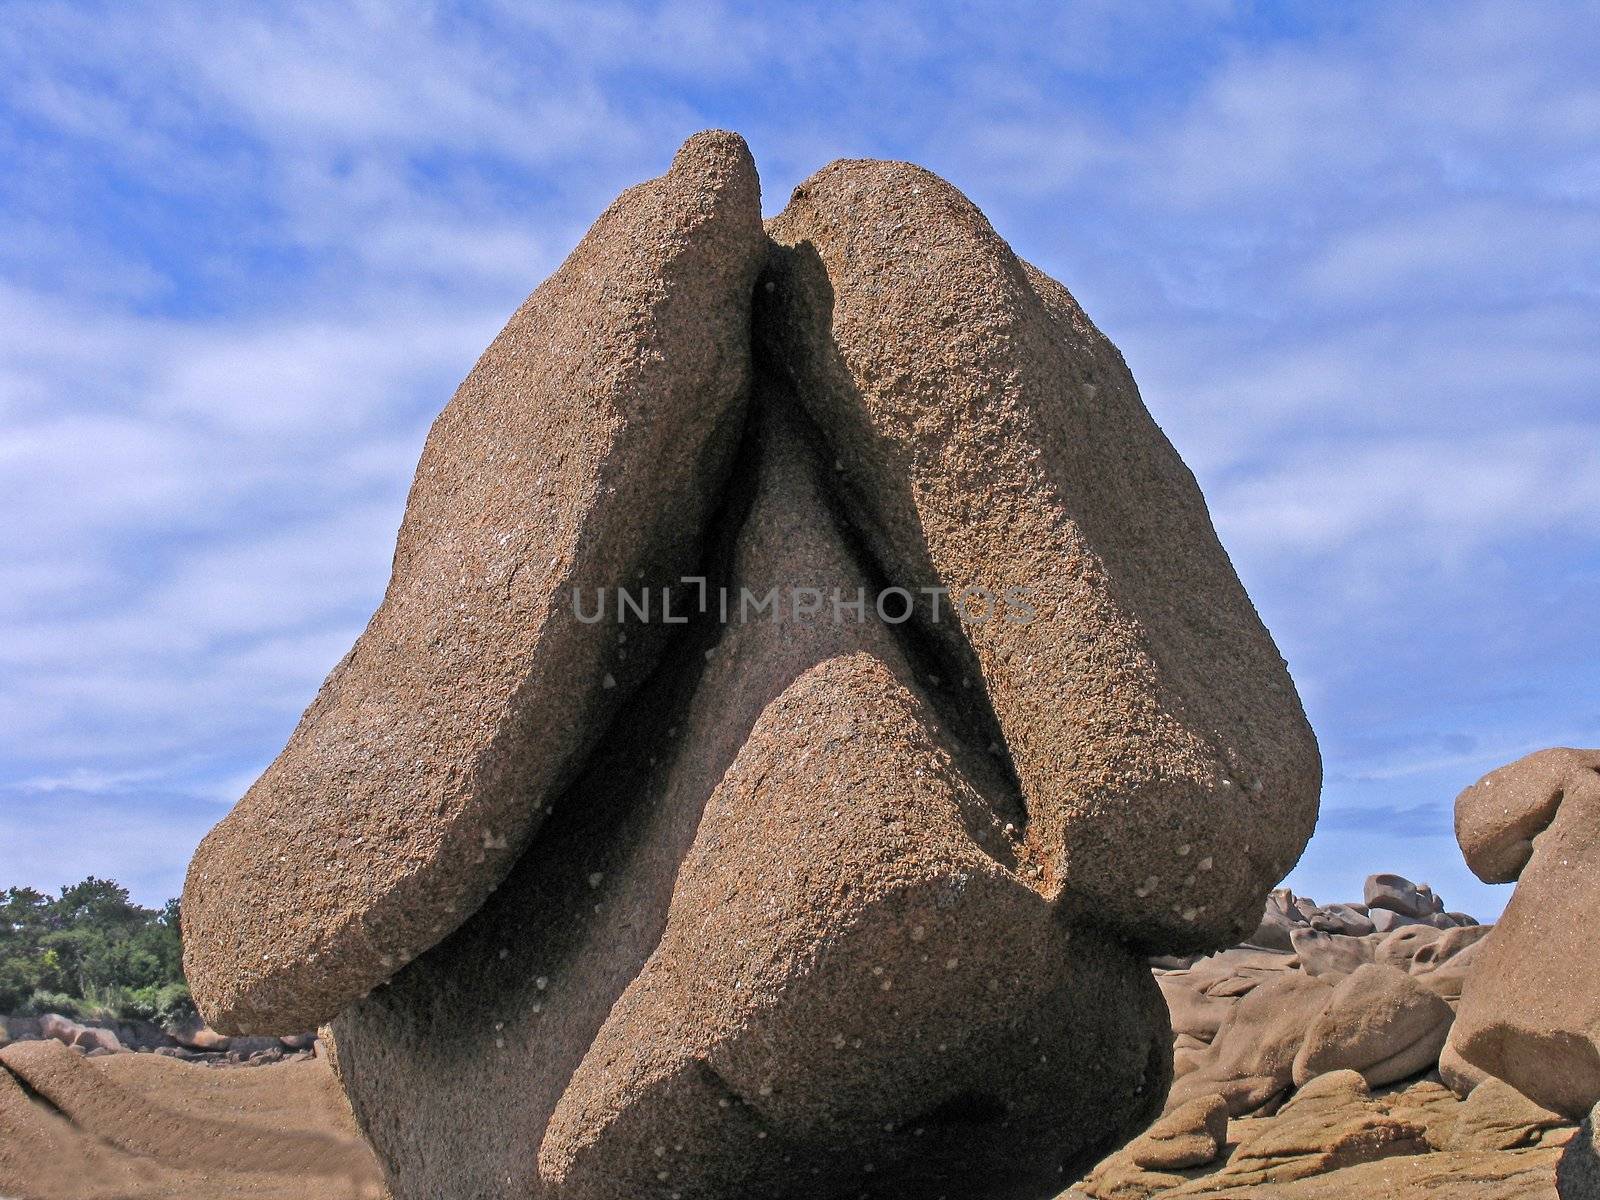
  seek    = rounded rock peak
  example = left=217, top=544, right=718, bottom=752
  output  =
left=782, top=156, right=999, bottom=240
left=1455, top=746, right=1600, bottom=883
left=668, top=129, right=759, bottom=193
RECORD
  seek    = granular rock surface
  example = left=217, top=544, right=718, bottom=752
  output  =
left=1452, top=748, right=1600, bottom=1120
left=762, top=159, right=1321, bottom=954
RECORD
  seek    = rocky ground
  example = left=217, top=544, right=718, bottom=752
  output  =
left=3, top=870, right=1597, bottom=1199
left=1071, top=1071, right=1590, bottom=1199
left=1067, top=872, right=1598, bottom=1199
left=0, top=1010, right=319, bottom=1067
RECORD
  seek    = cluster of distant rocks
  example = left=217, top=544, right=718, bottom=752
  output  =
left=0, top=1011, right=318, bottom=1068
left=1150, top=872, right=1490, bottom=1115
left=1073, top=746, right=1600, bottom=1199
left=1246, top=871, right=1478, bottom=949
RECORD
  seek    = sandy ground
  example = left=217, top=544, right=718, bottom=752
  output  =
left=0, top=1039, right=384, bottom=1199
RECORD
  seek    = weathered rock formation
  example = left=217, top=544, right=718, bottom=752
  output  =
left=762, top=160, right=1320, bottom=953
left=1290, top=963, right=1454, bottom=1089
left=1074, top=871, right=1589, bottom=1199
left=183, top=132, right=1320, bottom=1199
left=1453, top=747, right=1600, bottom=1121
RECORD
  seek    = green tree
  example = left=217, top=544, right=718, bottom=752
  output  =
left=0, top=878, right=192, bottom=1024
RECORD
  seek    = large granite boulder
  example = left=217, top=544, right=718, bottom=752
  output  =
left=1164, top=972, right=1336, bottom=1116
left=183, top=131, right=768, bottom=1033
left=1364, top=873, right=1440, bottom=921
left=185, top=139, right=1319, bottom=1200
left=1453, top=747, right=1600, bottom=1118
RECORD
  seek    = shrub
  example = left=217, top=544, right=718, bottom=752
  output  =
left=16, top=989, right=84, bottom=1019
left=113, top=981, right=198, bottom=1030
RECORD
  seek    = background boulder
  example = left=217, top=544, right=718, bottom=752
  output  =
left=1452, top=748, right=1600, bottom=1118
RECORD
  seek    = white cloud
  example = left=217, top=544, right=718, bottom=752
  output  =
left=1141, top=3, right=1600, bottom=212
left=1, top=0, right=1595, bottom=915
left=0, top=789, right=218, bottom=905
left=1212, top=427, right=1600, bottom=562
left=152, top=312, right=493, bottom=436
left=1298, top=201, right=1600, bottom=305
left=16, top=766, right=170, bottom=795
left=0, top=279, right=483, bottom=779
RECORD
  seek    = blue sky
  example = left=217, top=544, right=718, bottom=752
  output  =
left=2, top=1, right=1597, bottom=921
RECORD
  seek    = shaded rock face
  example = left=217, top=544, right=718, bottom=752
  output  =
left=1558, top=1102, right=1600, bottom=1199
left=186, top=135, right=1318, bottom=1200
left=183, top=130, right=768, bottom=1034
left=1453, top=748, right=1600, bottom=1119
